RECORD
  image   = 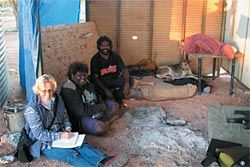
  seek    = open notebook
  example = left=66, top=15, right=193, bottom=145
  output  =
left=52, top=132, right=85, bottom=148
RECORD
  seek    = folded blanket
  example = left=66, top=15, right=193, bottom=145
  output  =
left=129, top=76, right=197, bottom=101
left=183, top=34, right=236, bottom=59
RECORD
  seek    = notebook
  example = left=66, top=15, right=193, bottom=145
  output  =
left=52, top=132, right=85, bottom=148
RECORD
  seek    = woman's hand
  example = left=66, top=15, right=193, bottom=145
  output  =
left=60, top=132, right=73, bottom=139
left=65, top=127, right=72, bottom=132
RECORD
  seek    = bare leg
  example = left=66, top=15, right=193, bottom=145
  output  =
left=104, top=99, right=122, bottom=121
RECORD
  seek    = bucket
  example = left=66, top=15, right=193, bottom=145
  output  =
left=3, top=103, right=26, bottom=132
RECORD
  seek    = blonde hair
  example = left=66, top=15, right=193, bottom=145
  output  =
left=32, top=74, right=57, bottom=94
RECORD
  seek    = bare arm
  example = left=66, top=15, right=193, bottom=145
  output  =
left=122, top=68, right=130, bottom=97
left=91, top=74, right=114, bottom=99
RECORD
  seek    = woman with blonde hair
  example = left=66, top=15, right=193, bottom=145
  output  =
left=23, top=74, right=128, bottom=167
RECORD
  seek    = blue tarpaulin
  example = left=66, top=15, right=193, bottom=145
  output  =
left=18, top=0, right=80, bottom=102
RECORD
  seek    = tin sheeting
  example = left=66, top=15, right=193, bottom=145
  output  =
left=0, top=18, right=9, bottom=107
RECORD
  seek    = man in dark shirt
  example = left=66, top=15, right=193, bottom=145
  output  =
left=60, top=62, right=121, bottom=136
left=90, top=36, right=130, bottom=106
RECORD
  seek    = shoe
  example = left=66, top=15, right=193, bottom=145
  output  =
left=119, top=102, right=129, bottom=109
left=104, top=152, right=128, bottom=167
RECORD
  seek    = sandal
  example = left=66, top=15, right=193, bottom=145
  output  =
left=103, top=152, right=128, bottom=167
left=119, top=101, right=129, bottom=109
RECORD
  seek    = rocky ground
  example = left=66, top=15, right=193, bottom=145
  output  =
left=0, top=5, right=250, bottom=167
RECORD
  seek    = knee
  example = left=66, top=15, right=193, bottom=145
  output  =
left=95, top=122, right=108, bottom=136
left=108, top=102, right=121, bottom=117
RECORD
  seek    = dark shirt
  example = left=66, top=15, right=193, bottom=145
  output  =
left=60, top=78, right=103, bottom=132
left=90, top=51, right=125, bottom=83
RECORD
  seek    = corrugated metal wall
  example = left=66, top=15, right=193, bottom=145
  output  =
left=0, top=18, right=9, bottom=107
left=152, top=0, right=183, bottom=65
left=87, top=0, right=224, bottom=74
left=224, top=0, right=250, bottom=88
left=119, top=0, right=150, bottom=64
left=87, top=0, right=150, bottom=65
left=87, top=0, right=118, bottom=50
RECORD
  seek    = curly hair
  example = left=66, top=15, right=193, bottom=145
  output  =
left=32, top=74, right=57, bottom=94
left=96, top=36, right=113, bottom=50
left=67, top=62, right=89, bottom=77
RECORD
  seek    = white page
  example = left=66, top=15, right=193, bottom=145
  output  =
left=52, top=133, right=85, bottom=148
left=74, top=134, right=85, bottom=147
left=52, top=132, right=78, bottom=147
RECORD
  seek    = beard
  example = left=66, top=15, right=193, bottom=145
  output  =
left=100, top=48, right=111, bottom=55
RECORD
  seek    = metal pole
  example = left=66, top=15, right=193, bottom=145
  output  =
left=148, top=0, right=154, bottom=60
left=201, top=0, right=207, bottom=33
left=229, top=58, right=235, bottom=95
left=37, top=0, right=43, bottom=76
left=198, top=58, right=202, bottom=95
left=85, top=0, right=89, bottom=22
left=116, top=0, right=121, bottom=52
left=212, top=58, right=216, bottom=80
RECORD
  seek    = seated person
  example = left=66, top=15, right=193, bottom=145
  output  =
left=24, top=74, right=128, bottom=167
left=60, top=62, right=121, bottom=136
left=90, top=36, right=130, bottom=106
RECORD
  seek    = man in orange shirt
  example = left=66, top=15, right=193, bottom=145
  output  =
left=90, top=36, right=130, bottom=107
